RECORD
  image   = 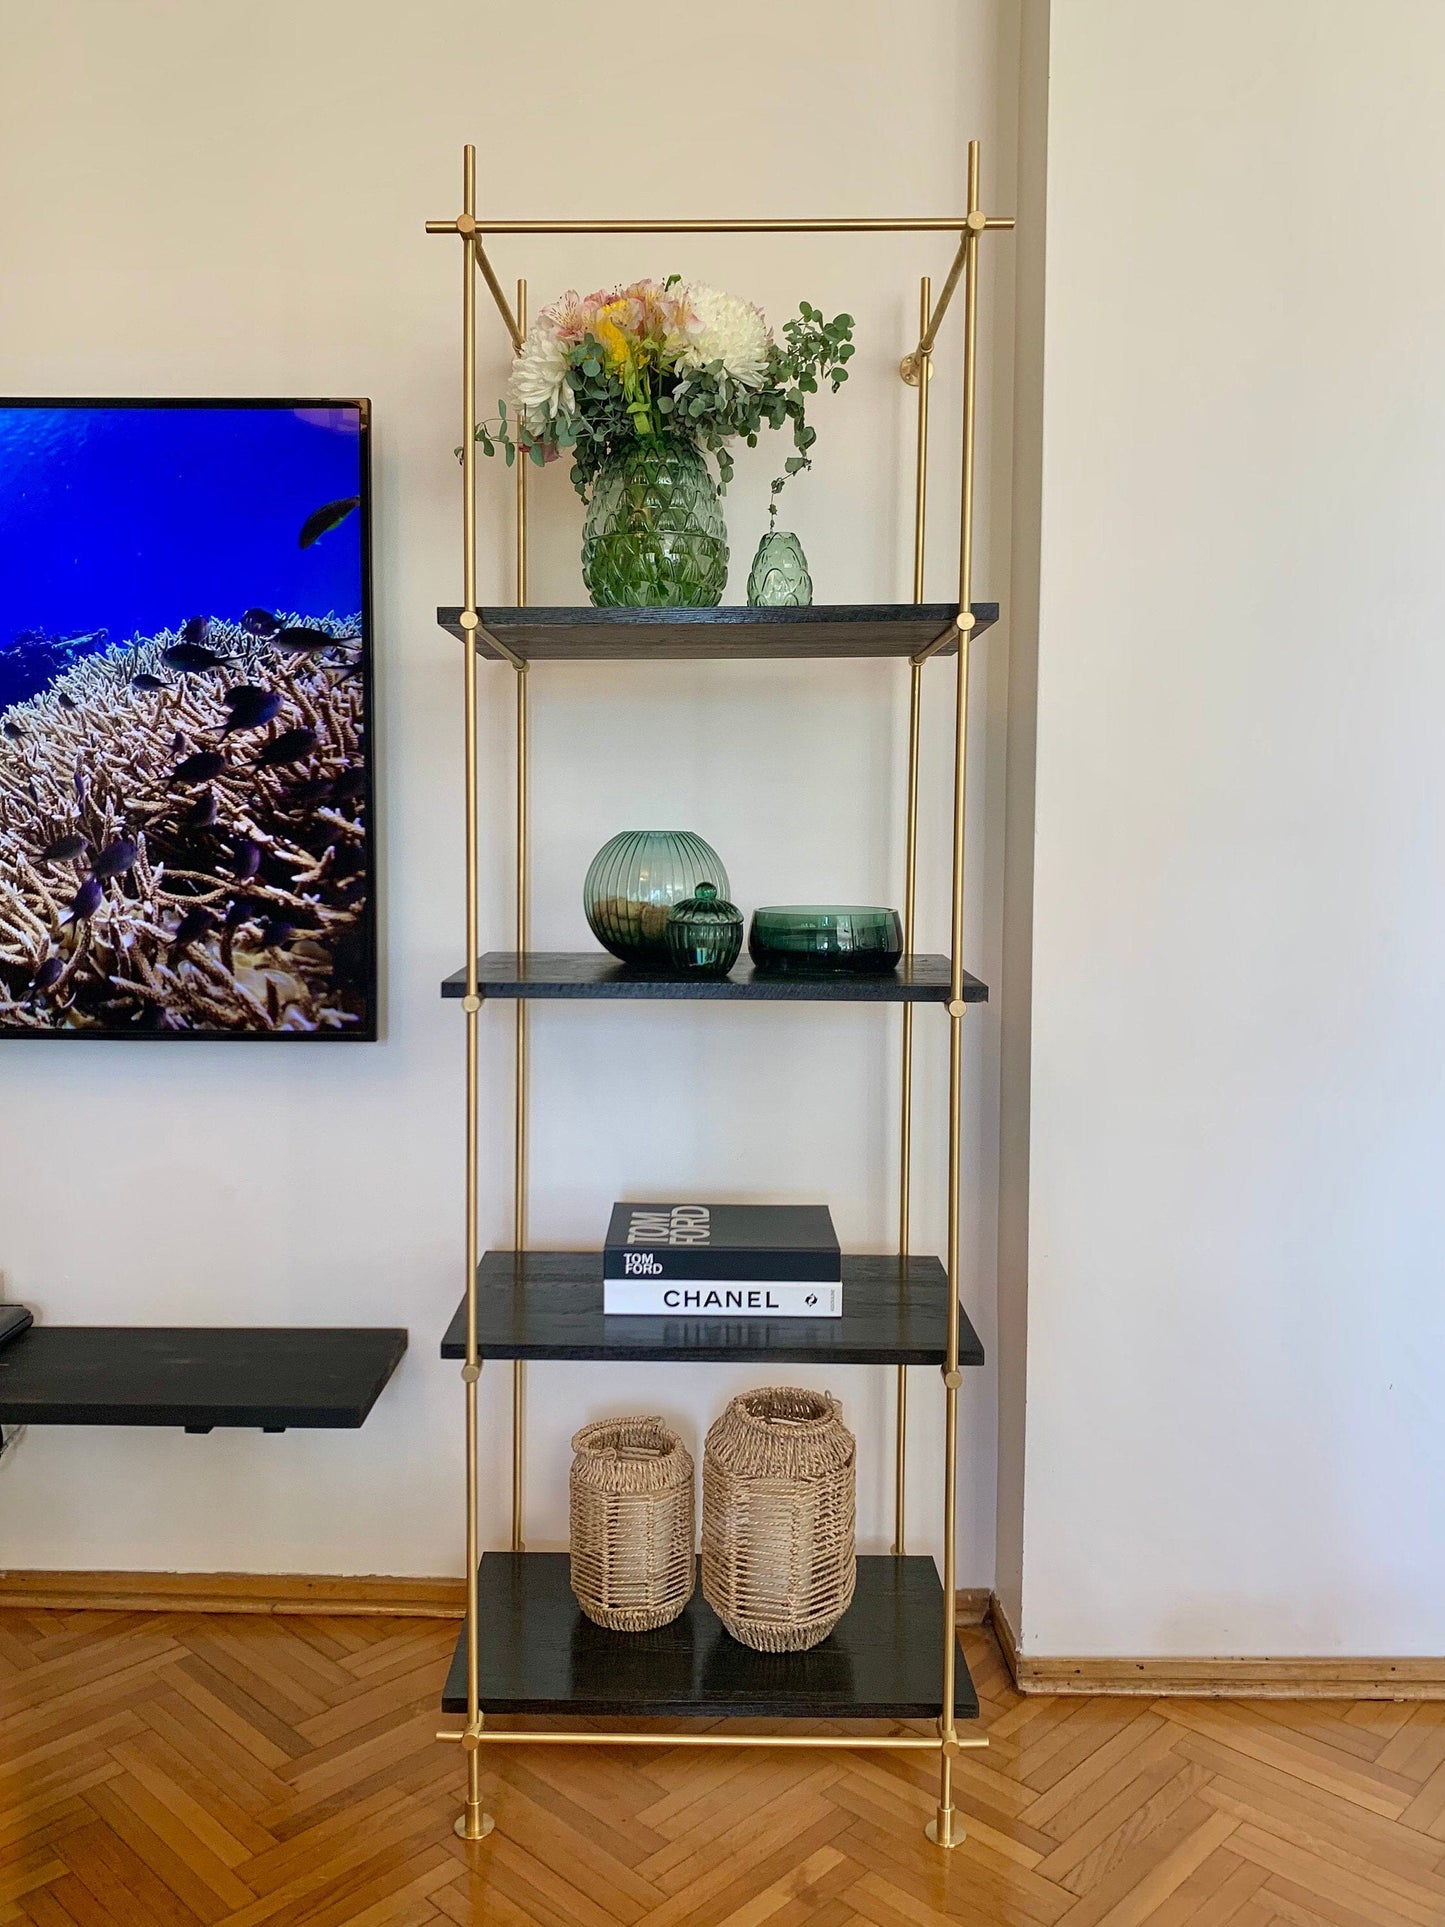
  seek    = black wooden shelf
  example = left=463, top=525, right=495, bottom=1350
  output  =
left=441, top=1251, right=984, bottom=1366
left=0, top=1327, right=408, bottom=1431
left=437, top=602, right=999, bottom=662
left=441, top=1551, right=979, bottom=1721
left=441, top=952, right=987, bottom=1004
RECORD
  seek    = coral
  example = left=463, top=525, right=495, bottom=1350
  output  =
left=0, top=615, right=371, bottom=1034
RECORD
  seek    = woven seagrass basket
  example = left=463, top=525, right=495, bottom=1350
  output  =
left=701, top=1386, right=856, bottom=1653
left=569, top=1415, right=695, bottom=1632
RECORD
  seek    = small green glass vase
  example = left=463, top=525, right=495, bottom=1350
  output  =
left=584, top=830, right=730, bottom=968
left=665, top=883, right=744, bottom=977
left=581, top=439, right=728, bottom=607
left=746, top=529, right=812, bottom=607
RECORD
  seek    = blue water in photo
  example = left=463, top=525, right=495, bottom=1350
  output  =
left=0, top=404, right=363, bottom=710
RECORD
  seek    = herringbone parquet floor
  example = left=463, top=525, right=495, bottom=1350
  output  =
left=2, top=1607, right=1444, bottom=1927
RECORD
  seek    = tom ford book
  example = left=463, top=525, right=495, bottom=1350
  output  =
left=603, top=1203, right=840, bottom=1282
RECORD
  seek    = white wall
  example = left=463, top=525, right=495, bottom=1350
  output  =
left=0, top=2, right=1015, bottom=1582
left=1008, top=0, right=1445, bottom=1655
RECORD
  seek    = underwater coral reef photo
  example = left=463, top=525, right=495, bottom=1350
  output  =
left=0, top=400, right=375, bottom=1037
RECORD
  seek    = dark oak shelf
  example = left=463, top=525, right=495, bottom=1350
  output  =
left=0, top=1327, right=408, bottom=1431
left=441, top=952, right=987, bottom=1004
left=437, top=601, right=999, bottom=662
left=441, top=1551, right=978, bottom=1721
left=441, top=1251, right=984, bottom=1366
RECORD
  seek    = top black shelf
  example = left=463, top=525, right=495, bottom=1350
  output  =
left=436, top=602, right=999, bottom=662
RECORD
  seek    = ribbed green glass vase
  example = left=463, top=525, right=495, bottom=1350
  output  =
left=665, top=883, right=744, bottom=977
left=581, top=440, right=728, bottom=607
left=746, top=529, right=813, bottom=606
left=584, top=830, right=730, bottom=968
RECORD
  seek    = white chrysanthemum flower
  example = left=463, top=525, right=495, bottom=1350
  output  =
left=677, top=284, right=771, bottom=389
left=507, top=323, right=575, bottom=433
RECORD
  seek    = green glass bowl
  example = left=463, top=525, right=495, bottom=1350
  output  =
left=748, top=905, right=904, bottom=975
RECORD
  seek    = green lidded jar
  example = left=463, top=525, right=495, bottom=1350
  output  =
left=665, top=883, right=744, bottom=977
left=746, top=529, right=813, bottom=607
left=584, top=830, right=730, bottom=969
left=582, top=439, right=728, bottom=607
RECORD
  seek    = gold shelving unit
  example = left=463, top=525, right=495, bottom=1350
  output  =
left=427, top=142, right=1013, bottom=1852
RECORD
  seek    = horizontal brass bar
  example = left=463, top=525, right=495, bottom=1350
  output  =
left=436, top=1728, right=985, bottom=1750
left=459, top=217, right=975, bottom=235
left=427, top=217, right=1013, bottom=240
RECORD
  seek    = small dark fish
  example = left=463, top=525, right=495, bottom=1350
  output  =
left=161, top=643, right=228, bottom=673
left=221, top=687, right=282, bottom=734
left=40, top=833, right=87, bottom=864
left=241, top=608, right=280, bottom=637
left=32, top=955, right=65, bottom=993
left=57, top=693, right=78, bottom=710
left=260, top=917, right=296, bottom=947
left=185, top=789, right=219, bottom=828
left=131, top=673, right=167, bottom=691
left=91, top=837, right=138, bottom=880
left=170, top=907, right=215, bottom=950
left=224, top=895, right=264, bottom=929
left=298, top=495, right=360, bottom=550
left=67, top=878, right=103, bottom=921
left=329, top=768, right=366, bottom=804
left=286, top=777, right=333, bottom=808
left=257, top=727, right=318, bottom=768
left=171, top=731, right=185, bottom=754
left=231, top=837, right=262, bottom=880
left=171, top=750, right=225, bottom=785
left=274, top=625, right=336, bottom=655
left=4, top=721, right=24, bottom=740
left=181, top=615, right=210, bottom=646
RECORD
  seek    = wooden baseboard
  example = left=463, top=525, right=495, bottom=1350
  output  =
left=954, top=1587, right=992, bottom=1626
left=0, top=1570, right=466, bottom=1619
left=984, top=1591, right=1445, bottom=1700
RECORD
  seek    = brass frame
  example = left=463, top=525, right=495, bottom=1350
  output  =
left=427, top=143, right=1012, bottom=1852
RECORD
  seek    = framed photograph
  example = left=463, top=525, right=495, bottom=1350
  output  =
left=0, top=398, right=376, bottom=1038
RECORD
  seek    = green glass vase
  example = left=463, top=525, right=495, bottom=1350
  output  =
left=584, top=830, right=730, bottom=968
left=581, top=439, right=728, bottom=607
left=746, top=528, right=813, bottom=606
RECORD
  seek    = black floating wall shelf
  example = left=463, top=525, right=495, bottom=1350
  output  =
left=0, top=1327, right=408, bottom=1432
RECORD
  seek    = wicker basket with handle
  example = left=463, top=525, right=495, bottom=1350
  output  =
left=701, top=1386, right=856, bottom=1653
left=569, top=1415, right=695, bottom=1632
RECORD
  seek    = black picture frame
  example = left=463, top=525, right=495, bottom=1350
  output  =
left=0, top=396, right=378, bottom=1041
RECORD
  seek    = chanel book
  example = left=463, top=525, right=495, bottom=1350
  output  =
left=603, top=1277, right=842, bottom=1317
left=603, top=1202, right=840, bottom=1283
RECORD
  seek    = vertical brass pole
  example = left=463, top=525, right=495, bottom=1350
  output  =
left=455, top=143, right=495, bottom=1847
left=895, top=275, right=931, bottom=1559
left=929, top=140, right=983, bottom=1855
left=512, top=278, right=529, bottom=1556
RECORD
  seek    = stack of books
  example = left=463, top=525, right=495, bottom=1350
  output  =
left=603, top=1203, right=842, bottom=1317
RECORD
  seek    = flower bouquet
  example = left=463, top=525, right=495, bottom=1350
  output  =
left=477, top=279, right=854, bottom=606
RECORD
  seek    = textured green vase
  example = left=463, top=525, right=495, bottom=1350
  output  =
left=746, top=528, right=813, bottom=606
left=581, top=439, right=728, bottom=607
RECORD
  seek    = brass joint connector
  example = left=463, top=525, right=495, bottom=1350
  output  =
left=955, top=610, right=975, bottom=632
left=461, top=1362, right=481, bottom=1384
left=462, top=993, right=482, bottom=1013
left=946, top=997, right=968, bottom=1019
left=941, top=1367, right=964, bottom=1390
left=899, top=351, right=933, bottom=388
left=461, top=1721, right=485, bottom=1752
left=458, top=609, right=480, bottom=631
left=967, top=209, right=987, bottom=233
left=455, top=212, right=478, bottom=239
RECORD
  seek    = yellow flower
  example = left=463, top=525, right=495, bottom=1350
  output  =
left=593, top=300, right=638, bottom=373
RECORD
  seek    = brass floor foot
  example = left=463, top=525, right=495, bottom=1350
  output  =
left=925, top=1809, right=965, bottom=1848
left=454, top=1807, right=495, bottom=1842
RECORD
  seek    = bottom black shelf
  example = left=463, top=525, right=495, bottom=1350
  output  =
left=441, top=1551, right=978, bottom=1722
